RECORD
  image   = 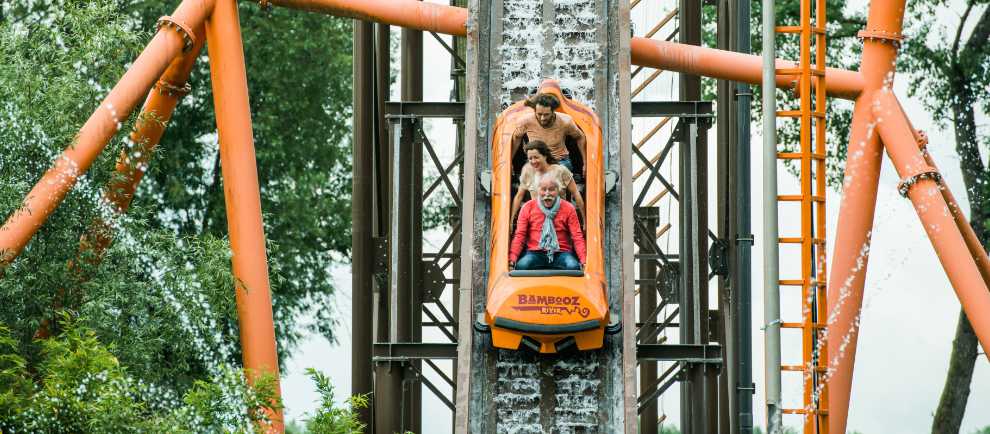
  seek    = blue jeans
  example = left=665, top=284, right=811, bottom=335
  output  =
left=515, top=250, right=581, bottom=271
left=557, top=157, right=574, bottom=173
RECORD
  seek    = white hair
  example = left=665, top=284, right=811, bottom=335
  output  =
left=537, top=173, right=563, bottom=190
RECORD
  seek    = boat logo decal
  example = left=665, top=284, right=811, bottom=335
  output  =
left=512, top=294, right=591, bottom=318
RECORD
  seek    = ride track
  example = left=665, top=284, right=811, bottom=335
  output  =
left=1, top=0, right=989, bottom=433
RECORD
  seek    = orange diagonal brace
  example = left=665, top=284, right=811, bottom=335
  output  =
left=873, top=92, right=990, bottom=360
left=102, top=29, right=204, bottom=220
left=0, top=0, right=215, bottom=268
left=268, top=0, right=865, bottom=99
left=907, top=126, right=990, bottom=290
left=206, top=0, right=283, bottom=430
left=33, top=30, right=206, bottom=340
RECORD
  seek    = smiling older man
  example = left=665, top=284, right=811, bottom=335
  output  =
left=509, top=174, right=586, bottom=271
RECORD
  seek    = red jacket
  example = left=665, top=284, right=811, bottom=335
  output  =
left=509, top=199, right=586, bottom=264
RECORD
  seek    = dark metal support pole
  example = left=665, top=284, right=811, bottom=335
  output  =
left=373, top=23, right=391, bottom=346
left=715, top=0, right=738, bottom=432
left=449, top=4, right=466, bottom=426
left=371, top=21, right=404, bottom=434
left=401, top=18, right=424, bottom=433
left=352, top=18, right=375, bottom=430
left=734, top=0, right=754, bottom=430
left=637, top=207, right=661, bottom=434
left=679, top=0, right=714, bottom=432
left=374, top=23, right=392, bottom=247
left=381, top=113, right=411, bottom=434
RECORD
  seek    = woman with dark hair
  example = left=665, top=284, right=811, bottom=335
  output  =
left=511, top=140, right=585, bottom=226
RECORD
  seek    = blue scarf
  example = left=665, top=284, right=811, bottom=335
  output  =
left=537, top=196, right=561, bottom=262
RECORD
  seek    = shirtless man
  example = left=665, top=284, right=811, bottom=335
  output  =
left=511, top=93, right=587, bottom=173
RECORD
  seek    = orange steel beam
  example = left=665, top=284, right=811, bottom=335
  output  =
left=629, top=38, right=862, bottom=99
left=34, top=32, right=206, bottom=340
left=269, top=0, right=864, bottom=99
left=206, top=0, right=283, bottom=430
left=825, top=0, right=906, bottom=431
left=0, top=0, right=215, bottom=268
left=873, top=91, right=990, bottom=356
left=267, top=0, right=468, bottom=36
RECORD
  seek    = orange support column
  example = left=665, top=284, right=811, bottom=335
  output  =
left=206, top=0, right=283, bottom=430
left=0, top=0, right=214, bottom=268
left=825, top=0, right=906, bottom=431
left=823, top=100, right=880, bottom=434
left=34, top=36, right=206, bottom=340
left=873, top=92, right=990, bottom=358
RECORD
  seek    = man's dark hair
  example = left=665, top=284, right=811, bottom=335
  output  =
left=523, top=140, right=558, bottom=164
left=525, top=93, right=561, bottom=110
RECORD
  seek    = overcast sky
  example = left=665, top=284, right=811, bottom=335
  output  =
left=279, top=1, right=990, bottom=432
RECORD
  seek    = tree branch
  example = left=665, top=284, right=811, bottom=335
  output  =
left=951, top=0, right=975, bottom=60
left=951, top=5, right=990, bottom=203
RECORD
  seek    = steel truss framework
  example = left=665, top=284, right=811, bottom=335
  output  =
left=1, top=0, right=990, bottom=434
left=367, top=95, right=724, bottom=433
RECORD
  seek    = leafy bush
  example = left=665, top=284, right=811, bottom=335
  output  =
left=301, top=368, right=368, bottom=434
left=0, top=320, right=280, bottom=433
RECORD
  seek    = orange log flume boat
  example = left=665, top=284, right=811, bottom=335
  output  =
left=481, top=79, right=614, bottom=353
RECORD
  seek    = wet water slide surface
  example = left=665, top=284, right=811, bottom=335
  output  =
left=459, top=0, right=631, bottom=432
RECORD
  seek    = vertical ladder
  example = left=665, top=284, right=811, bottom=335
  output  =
left=773, top=0, right=829, bottom=430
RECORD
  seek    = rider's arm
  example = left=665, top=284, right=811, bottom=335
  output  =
left=511, top=187, right=527, bottom=230
left=571, top=122, right=587, bottom=162
left=567, top=205, right=587, bottom=265
left=509, top=202, right=531, bottom=266
left=568, top=179, right=585, bottom=227
left=511, top=125, right=525, bottom=159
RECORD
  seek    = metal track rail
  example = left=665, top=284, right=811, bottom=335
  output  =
left=456, top=0, right=632, bottom=432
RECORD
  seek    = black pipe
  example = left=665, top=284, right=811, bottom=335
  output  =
left=401, top=21, right=424, bottom=434
left=735, top=0, right=754, bottom=431
left=351, top=18, right=375, bottom=430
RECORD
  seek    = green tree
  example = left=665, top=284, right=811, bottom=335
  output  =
left=1, top=0, right=354, bottom=382
left=1, top=0, right=355, bottom=418
left=901, top=2, right=990, bottom=432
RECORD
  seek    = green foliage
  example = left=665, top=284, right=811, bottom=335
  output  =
left=901, top=0, right=990, bottom=128
left=971, top=426, right=990, bottom=434
left=2, top=0, right=355, bottom=404
left=302, top=368, right=368, bottom=434
left=0, top=320, right=281, bottom=433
